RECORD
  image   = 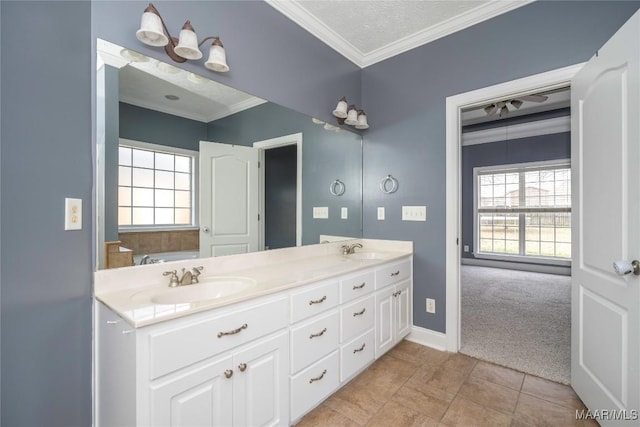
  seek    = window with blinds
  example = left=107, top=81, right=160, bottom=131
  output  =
left=475, top=161, right=571, bottom=260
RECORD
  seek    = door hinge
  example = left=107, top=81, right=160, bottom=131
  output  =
left=258, top=214, right=260, bottom=221
left=456, top=238, right=459, bottom=246
left=258, top=161, right=261, bottom=168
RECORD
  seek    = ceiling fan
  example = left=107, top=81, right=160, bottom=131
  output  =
left=483, top=94, right=549, bottom=117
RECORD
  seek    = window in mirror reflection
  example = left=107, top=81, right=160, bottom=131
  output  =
left=118, top=140, right=197, bottom=227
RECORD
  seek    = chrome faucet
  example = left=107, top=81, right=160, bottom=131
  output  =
left=163, top=266, right=204, bottom=287
left=341, top=243, right=363, bottom=255
left=140, top=254, right=150, bottom=265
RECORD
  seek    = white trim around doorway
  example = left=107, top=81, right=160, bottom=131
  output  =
left=253, top=132, right=303, bottom=249
left=444, top=63, right=584, bottom=352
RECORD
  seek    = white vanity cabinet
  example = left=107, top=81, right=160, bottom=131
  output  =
left=374, top=258, right=413, bottom=358
left=96, top=294, right=290, bottom=427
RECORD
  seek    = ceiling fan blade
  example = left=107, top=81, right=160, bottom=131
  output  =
left=518, top=94, right=549, bottom=103
left=484, top=104, right=497, bottom=116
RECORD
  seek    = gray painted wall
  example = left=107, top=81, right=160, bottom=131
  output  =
left=1, top=2, right=93, bottom=426
left=361, top=0, right=640, bottom=333
left=461, top=133, right=571, bottom=262
left=207, top=102, right=363, bottom=244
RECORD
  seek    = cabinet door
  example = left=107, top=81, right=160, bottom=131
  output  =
left=374, top=286, right=395, bottom=358
left=395, top=280, right=412, bottom=340
left=233, top=331, right=289, bottom=427
left=150, top=355, right=233, bottom=427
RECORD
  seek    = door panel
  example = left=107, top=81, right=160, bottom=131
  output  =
left=571, top=9, right=640, bottom=419
left=200, top=141, right=259, bottom=258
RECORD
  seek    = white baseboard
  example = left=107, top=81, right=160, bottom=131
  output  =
left=406, top=326, right=449, bottom=352
left=461, top=257, right=571, bottom=276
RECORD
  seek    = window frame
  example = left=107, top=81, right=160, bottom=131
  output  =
left=118, top=138, right=199, bottom=232
left=472, top=159, right=571, bottom=266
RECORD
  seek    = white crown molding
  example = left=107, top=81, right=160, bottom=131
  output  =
left=265, top=0, right=365, bottom=67
left=266, top=0, right=534, bottom=69
left=205, top=98, right=267, bottom=122
left=462, top=115, right=570, bottom=146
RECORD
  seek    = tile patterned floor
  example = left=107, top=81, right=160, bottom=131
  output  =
left=296, top=340, right=598, bottom=427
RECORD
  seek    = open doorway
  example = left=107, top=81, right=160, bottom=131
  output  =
left=444, top=65, right=584, bottom=383
left=254, top=133, right=303, bottom=250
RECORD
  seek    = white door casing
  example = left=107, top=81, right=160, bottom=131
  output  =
left=199, top=141, right=259, bottom=258
left=571, top=10, right=640, bottom=420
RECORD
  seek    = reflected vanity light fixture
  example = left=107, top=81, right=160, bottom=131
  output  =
left=136, top=3, right=230, bottom=72
left=331, top=97, right=369, bottom=130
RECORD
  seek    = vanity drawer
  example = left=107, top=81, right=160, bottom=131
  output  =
left=290, top=310, right=339, bottom=373
left=340, top=270, right=375, bottom=303
left=148, top=296, right=288, bottom=380
left=290, top=280, right=340, bottom=323
left=375, top=258, right=411, bottom=290
left=340, top=295, right=374, bottom=343
left=290, top=350, right=339, bottom=422
left=340, top=329, right=374, bottom=382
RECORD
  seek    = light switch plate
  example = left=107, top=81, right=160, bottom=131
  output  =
left=313, top=207, right=329, bottom=219
left=341, top=207, right=348, bottom=219
left=377, top=207, right=385, bottom=220
left=402, top=205, right=426, bottom=221
left=65, top=198, right=82, bottom=230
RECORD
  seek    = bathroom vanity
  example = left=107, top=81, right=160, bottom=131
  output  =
left=94, top=239, right=413, bottom=426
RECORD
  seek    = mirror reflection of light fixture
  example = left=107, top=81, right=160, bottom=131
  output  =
left=331, top=96, right=369, bottom=130
left=136, top=3, right=229, bottom=73
left=510, top=99, right=523, bottom=109
left=355, top=110, right=369, bottom=129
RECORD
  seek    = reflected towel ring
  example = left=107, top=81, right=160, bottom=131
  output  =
left=380, top=175, right=398, bottom=194
left=330, top=179, right=346, bottom=196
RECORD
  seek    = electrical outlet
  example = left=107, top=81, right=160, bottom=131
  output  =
left=377, top=207, right=385, bottom=220
left=64, top=198, right=82, bottom=231
left=463, top=245, right=469, bottom=252
left=426, top=298, right=435, bottom=314
left=341, top=207, right=348, bottom=219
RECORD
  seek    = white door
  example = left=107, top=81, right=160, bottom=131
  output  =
left=571, top=10, right=640, bottom=420
left=199, top=141, right=259, bottom=258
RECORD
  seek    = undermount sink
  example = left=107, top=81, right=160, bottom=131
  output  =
left=135, top=277, right=257, bottom=305
left=343, top=251, right=389, bottom=261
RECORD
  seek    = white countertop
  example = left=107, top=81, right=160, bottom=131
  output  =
left=95, top=239, right=413, bottom=328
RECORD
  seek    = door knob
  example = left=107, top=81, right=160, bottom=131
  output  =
left=202, top=226, right=210, bottom=233
left=613, top=260, right=640, bottom=276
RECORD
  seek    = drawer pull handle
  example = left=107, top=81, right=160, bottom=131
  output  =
left=390, top=270, right=400, bottom=277
left=238, top=363, right=247, bottom=372
left=309, top=328, right=327, bottom=339
left=309, top=295, right=327, bottom=305
left=353, top=282, right=366, bottom=290
left=217, top=323, right=248, bottom=338
left=393, top=290, right=402, bottom=297
left=309, top=369, right=327, bottom=384
left=224, top=369, right=233, bottom=379
left=353, top=343, right=366, bottom=354
left=353, top=308, right=366, bottom=317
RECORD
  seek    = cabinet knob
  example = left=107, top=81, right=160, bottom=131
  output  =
left=224, top=369, right=233, bottom=379
left=238, top=363, right=247, bottom=372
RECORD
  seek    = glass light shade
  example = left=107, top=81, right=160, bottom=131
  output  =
left=136, top=11, right=169, bottom=47
left=204, top=41, right=230, bottom=72
left=174, top=23, right=203, bottom=60
left=332, top=97, right=348, bottom=118
left=355, top=111, right=369, bottom=129
left=344, top=105, right=358, bottom=125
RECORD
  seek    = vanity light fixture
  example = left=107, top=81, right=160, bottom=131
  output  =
left=136, top=3, right=230, bottom=73
left=331, top=97, right=369, bottom=130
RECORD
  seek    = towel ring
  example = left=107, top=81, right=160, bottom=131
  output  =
left=330, top=179, right=346, bottom=196
left=380, top=175, right=398, bottom=194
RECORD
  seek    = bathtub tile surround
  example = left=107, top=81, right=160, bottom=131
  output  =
left=118, top=229, right=199, bottom=255
left=95, top=238, right=412, bottom=425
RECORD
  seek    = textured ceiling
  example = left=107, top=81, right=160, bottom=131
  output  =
left=267, top=0, right=532, bottom=67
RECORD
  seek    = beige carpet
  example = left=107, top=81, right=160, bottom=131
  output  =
left=460, top=265, right=571, bottom=384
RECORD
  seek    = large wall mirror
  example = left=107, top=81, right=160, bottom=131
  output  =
left=96, top=39, right=363, bottom=270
